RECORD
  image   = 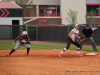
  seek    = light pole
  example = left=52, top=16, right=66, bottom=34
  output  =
left=94, top=8, right=100, bottom=29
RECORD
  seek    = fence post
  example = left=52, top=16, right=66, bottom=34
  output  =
left=68, top=24, right=69, bottom=36
left=90, top=17, right=92, bottom=28
left=36, top=26, right=38, bottom=41
left=26, top=24, right=28, bottom=32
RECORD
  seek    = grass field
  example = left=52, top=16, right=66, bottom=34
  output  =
left=0, top=41, right=100, bottom=52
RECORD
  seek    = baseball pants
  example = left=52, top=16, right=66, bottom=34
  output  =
left=66, top=37, right=80, bottom=49
left=80, top=38, right=97, bottom=51
left=14, top=40, right=30, bottom=50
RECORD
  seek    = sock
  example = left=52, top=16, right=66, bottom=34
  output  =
left=9, top=49, right=15, bottom=55
left=27, top=48, right=30, bottom=54
left=77, top=48, right=80, bottom=54
left=77, top=51, right=80, bottom=54
left=60, top=48, right=67, bottom=54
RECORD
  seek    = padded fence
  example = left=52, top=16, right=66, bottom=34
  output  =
left=0, top=25, right=25, bottom=39
left=93, top=27, right=100, bottom=45
left=26, top=25, right=37, bottom=41
left=1, top=24, right=100, bottom=45
left=37, top=25, right=84, bottom=43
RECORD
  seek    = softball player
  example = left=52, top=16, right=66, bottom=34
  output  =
left=59, top=24, right=82, bottom=57
left=7, top=31, right=31, bottom=56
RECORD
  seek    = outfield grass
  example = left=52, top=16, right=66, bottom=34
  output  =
left=0, top=42, right=100, bottom=52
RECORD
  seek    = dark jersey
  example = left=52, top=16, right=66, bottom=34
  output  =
left=82, top=27, right=93, bottom=38
left=18, top=35, right=30, bottom=43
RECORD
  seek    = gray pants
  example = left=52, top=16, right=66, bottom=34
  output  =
left=14, top=40, right=30, bottom=50
left=80, top=38, right=97, bottom=51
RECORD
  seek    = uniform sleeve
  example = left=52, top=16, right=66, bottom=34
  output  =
left=27, top=37, right=30, bottom=41
left=71, top=29, right=75, bottom=33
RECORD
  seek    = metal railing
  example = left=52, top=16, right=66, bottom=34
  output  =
left=25, top=13, right=61, bottom=17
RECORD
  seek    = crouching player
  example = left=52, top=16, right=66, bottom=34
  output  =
left=7, top=31, right=31, bottom=56
left=59, top=24, right=82, bottom=57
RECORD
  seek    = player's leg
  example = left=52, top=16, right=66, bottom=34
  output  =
left=22, top=43, right=30, bottom=55
left=89, top=38, right=97, bottom=51
left=72, top=41, right=82, bottom=56
left=80, top=38, right=87, bottom=50
left=59, top=37, right=71, bottom=57
left=7, top=40, right=21, bottom=56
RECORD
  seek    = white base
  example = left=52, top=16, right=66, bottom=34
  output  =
left=86, top=53, right=96, bottom=55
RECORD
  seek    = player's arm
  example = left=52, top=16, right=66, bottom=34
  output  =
left=14, top=37, right=19, bottom=43
left=26, top=40, right=31, bottom=44
left=13, top=37, right=19, bottom=45
left=76, top=35, right=80, bottom=39
left=90, top=33, right=93, bottom=39
left=69, top=31, right=75, bottom=42
left=26, top=37, right=31, bottom=44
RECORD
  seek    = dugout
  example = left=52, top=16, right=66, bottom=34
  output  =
left=0, top=1, right=23, bottom=39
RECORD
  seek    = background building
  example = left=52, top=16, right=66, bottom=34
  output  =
left=1, top=0, right=100, bottom=26
left=0, top=1, right=23, bottom=39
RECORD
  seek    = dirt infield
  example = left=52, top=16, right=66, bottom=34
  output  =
left=0, top=49, right=100, bottom=75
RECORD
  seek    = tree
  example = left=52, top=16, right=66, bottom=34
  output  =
left=2, top=0, right=35, bottom=17
left=66, top=9, right=78, bottom=25
left=85, top=10, right=95, bottom=26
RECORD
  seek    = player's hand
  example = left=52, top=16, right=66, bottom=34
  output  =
left=26, top=40, right=31, bottom=44
left=90, top=37, right=93, bottom=39
left=72, top=39, right=75, bottom=42
left=13, top=42, right=15, bottom=46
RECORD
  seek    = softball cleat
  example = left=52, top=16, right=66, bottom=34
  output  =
left=77, top=54, right=83, bottom=56
left=27, top=53, right=30, bottom=56
left=58, top=54, right=62, bottom=57
left=6, top=54, right=10, bottom=56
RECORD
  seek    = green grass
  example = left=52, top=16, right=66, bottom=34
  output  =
left=0, top=42, right=100, bottom=52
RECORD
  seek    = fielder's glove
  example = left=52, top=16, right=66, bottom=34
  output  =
left=80, top=36, right=85, bottom=41
left=21, top=40, right=26, bottom=43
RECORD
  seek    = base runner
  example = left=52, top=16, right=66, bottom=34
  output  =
left=59, top=24, right=82, bottom=57
left=7, top=31, right=31, bottom=56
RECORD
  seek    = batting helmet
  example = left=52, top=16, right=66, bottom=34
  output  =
left=22, top=31, right=28, bottom=36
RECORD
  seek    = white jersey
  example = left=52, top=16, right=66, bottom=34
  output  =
left=71, top=28, right=79, bottom=39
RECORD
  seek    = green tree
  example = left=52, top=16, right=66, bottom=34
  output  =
left=66, top=9, right=78, bottom=24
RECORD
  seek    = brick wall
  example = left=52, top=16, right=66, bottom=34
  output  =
left=86, top=18, right=100, bottom=25
left=39, top=5, right=48, bottom=13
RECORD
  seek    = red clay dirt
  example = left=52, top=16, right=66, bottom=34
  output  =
left=0, top=49, right=100, bottom=75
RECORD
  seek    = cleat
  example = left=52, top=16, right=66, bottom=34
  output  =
left=94, top=50, right=98, bottom=51
left=77, top=54, right=83, bottom=56
left=6, top=54, right=10, bottom=56
left=58, top=54, right=62, bottom=57
left=27, top=53, right=30, bottom=56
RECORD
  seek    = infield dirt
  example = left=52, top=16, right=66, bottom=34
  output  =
left=0, top=49, right=100, bottom=75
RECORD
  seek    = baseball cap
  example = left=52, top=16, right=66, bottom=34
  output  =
left=75, top=24, right=79, bottom=26
left=86, top=24, right=89, bottom=27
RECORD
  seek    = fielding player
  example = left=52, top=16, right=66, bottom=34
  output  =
left=7, top=31, right=31, bottom=56
left=80, top=24, right=97, bottom=51
left=59, top=24, right=82, bottom=57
